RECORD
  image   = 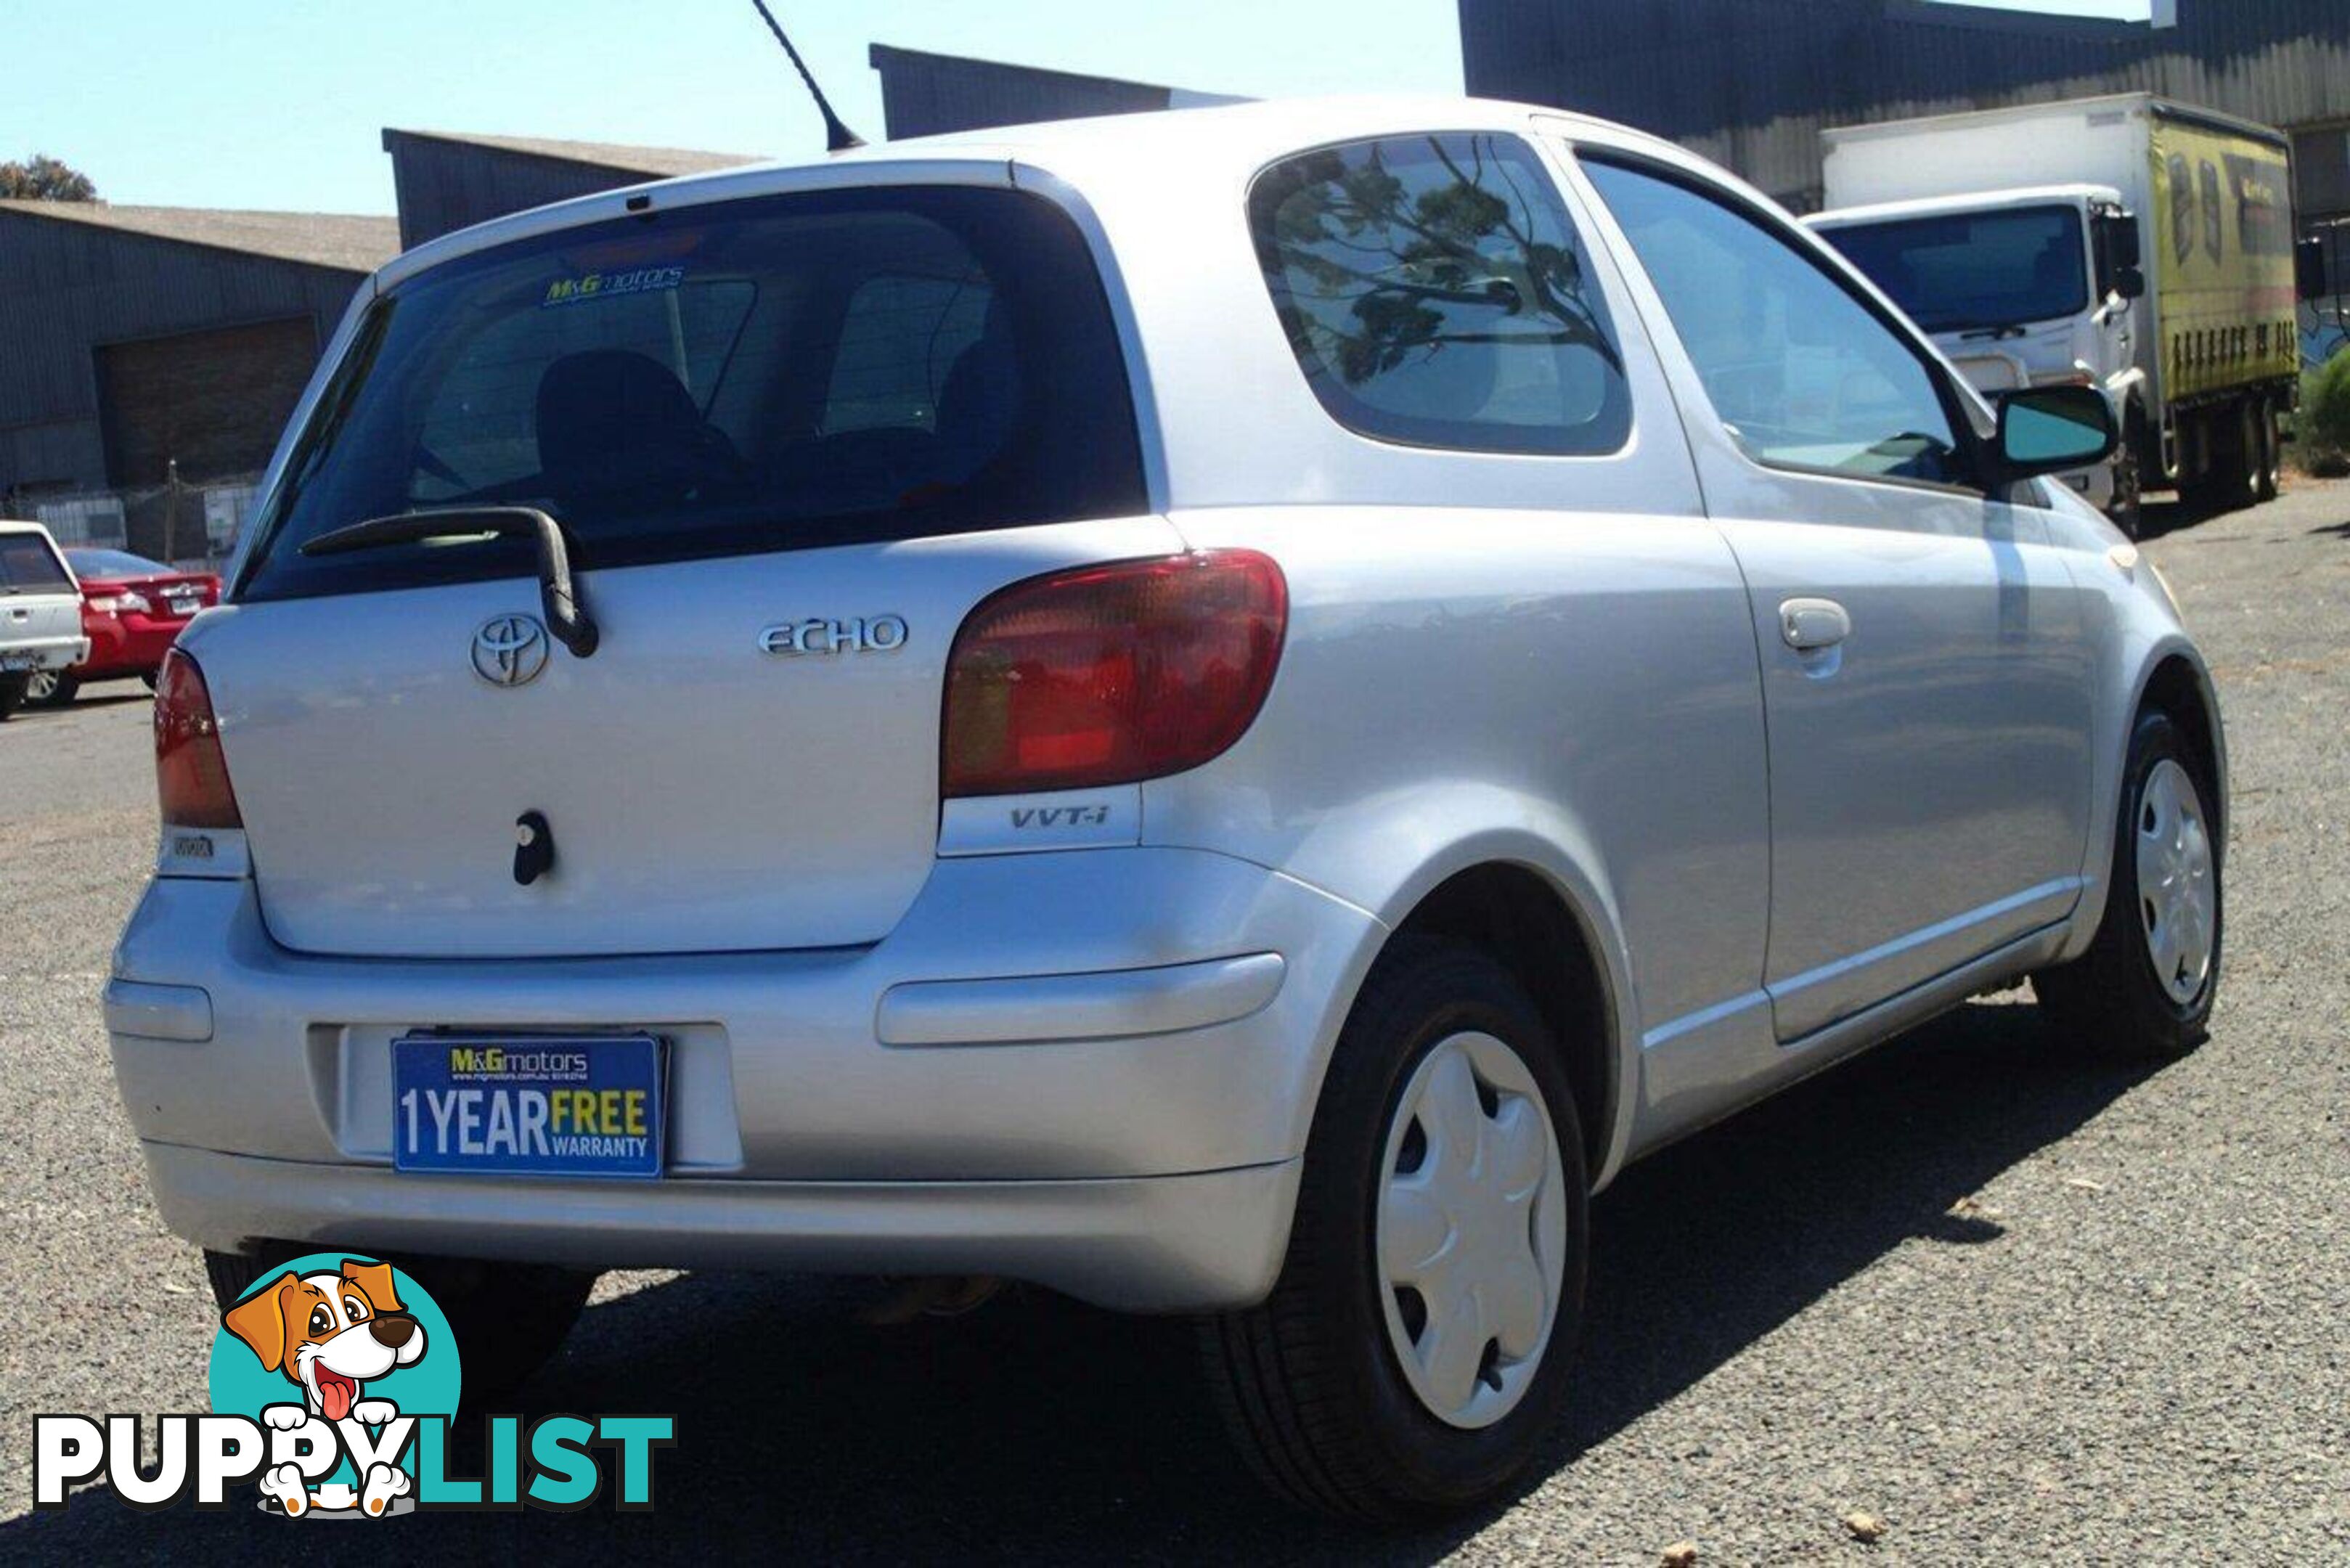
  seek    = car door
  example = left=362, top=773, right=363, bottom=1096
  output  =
left=1569, top=150, right=2097, bottom=1042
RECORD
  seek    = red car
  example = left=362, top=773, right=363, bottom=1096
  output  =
left=28, top=549, right=221, bottom=706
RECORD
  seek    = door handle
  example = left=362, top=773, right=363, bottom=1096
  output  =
left=1779, top=597, right=1851, bottom=651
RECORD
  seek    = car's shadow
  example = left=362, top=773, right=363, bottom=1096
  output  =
left=7, top=998, right=2154, bottom=1564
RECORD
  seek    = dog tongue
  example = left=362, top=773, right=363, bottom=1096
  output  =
left=319, top=1373, right=355, bottom=1423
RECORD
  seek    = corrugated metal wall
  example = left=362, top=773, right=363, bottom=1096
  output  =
left=0, top=215, right=364, bottom=498
left=383, top=134, right=664, bottom=250
left=1460, top=0, right=2350, bottom=209
left=870, top=45, right=1175, bottom=140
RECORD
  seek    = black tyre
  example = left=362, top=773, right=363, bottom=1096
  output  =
left=2253, top=398, right=2282, bottom=503
left=25, top=670, right=78, bottom=708
left=2034, top=708, right=2222, bottom=1060
left=2181, top=406, right=2254, bottom=515
left=0, top=674, right=27, bottom=722
left=205, top=1245, right=595, bottom=1407
left=2106, top=424, right=2144, bottom=540
left=1201, top=938, right=1589, bottom=1523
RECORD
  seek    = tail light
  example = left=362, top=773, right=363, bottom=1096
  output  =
left=155, top=648, right=242, bottom=830
left=942, top=550, right=1287, bottom=797
left=89, top=591, right=151, bottom=616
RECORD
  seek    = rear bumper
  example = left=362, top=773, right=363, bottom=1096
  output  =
left=2, top=634, right=89, bottom=673
left=108, top=848, right=1382, bottom=1310
left=138, top=1143, right=1300, bottom=1312
left=76, top=614, right=181, bottom=679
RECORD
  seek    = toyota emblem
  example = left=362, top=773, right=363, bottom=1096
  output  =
left=473, top=614, right=550, bottom=687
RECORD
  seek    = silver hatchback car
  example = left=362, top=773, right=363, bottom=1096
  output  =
left=109, top=98, right=2224, bottom=1519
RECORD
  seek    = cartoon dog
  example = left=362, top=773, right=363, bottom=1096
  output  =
left=224, top=1257, right=428, bottom=1424
left=222, top=1258, right=427, bottom=1516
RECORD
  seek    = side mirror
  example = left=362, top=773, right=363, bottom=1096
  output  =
left=2298, top=236, right=2330, bottom=303
left=1994, top=385, right=2117, bottom=481
left=2114, top=264, right=2146, bottom=302
left=2102, top=211, right=2142, bottom=271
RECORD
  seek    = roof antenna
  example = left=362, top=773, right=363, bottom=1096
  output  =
left=748, top=1, right=866, bottom=152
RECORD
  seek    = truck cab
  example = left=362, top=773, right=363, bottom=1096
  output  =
left=1810, top=185, right=2145, bottom=513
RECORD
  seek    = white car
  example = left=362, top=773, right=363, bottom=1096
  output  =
left=107, top=98, right=2224, bottom=1519
left=0, top=520, right=89, bottom=720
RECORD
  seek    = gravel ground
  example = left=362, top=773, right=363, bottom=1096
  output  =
left=1, top=482, right=2344, bottom=1563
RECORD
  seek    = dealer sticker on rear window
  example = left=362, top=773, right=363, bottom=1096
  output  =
left=541, top=265, right=686, bottom=309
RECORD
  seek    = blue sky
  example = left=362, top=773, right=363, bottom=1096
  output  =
left=15, top=0, right=2145, bottom=214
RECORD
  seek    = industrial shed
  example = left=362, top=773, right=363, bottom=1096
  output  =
left=0, top=201, right=396, bottom=557
left=381, top=128, right=756, bottom=250
left=869, top=44, right=1238, bottom=140
left=1458, top=0, right=2350, bottom=252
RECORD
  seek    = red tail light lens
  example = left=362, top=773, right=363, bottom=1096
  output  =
left=154, top=648, right=242, bottom=830
left=942, top=550, right=1288, bottom=797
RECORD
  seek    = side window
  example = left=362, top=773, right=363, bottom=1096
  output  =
left=1583, top=158, right=1967, bottom=488
left=1248, top=132, right=1632, bottom=456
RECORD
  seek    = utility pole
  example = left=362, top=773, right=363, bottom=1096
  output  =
left=165, top=457, right=181, bottom=565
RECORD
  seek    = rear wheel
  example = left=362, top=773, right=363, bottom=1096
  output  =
left=25, top=670, right=78, bottom=708
left=2182, top=405, right=2259, bottom=515
left=2034, top=707, right=2221, bottom=1059
left=2253, top=397, right=2282, bottom=502
left=1201, top=938, right=1588, bottom=1522
left=204, top=1245, right=595, bottom=1407
left=0, top=674, right=27, bottom=722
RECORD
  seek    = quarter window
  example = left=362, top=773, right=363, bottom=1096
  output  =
left=1583, top=158, right=1968, bottom=488
left=1249, top=134, right=1631, bottom=456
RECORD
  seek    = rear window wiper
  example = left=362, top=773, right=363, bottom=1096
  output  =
left=301, top=506, right=598, bottom=658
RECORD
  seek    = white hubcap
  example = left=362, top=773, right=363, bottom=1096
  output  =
left=1375, top=1032, right=1567, bottom=1429
left=2136, top=758, right=2215, bottom=1005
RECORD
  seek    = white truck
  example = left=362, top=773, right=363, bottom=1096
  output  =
left=1811, top=94, right=2322, bottom=534
left=0, top=520, right=88, bottom=721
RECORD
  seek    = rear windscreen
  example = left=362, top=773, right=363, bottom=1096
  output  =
left=238, top=185, right=1146, bottom=601
left=0, top=534, right=73, bottom=594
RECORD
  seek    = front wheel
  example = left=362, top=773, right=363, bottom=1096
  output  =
left=1201, top=939, right=1588, bottom=1522
left=2106, top=433, right=2144, bottom=540
left=2034, top=707, right=2221, bottom=1059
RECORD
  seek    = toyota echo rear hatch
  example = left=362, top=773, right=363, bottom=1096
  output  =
left=206, top=181, right=1151, bottom=958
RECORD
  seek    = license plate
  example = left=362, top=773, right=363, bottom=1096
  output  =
left=166, top=596, right=199, bottom=617
left=393, top=1034, right=663, bottom=1178
left=0, top=651, right=34, bottom=671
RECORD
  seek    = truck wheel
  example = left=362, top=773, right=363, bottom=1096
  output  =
left=2226, top=401, right=2264, bottom=510
left=2033, top=707, right=2221, bottom=1061
left=0, top=674, right=27, bottom=721
left=2107, top=422, right=2144, bottom=539
left=25, top=671, right=77, bottom=708
left=1200, top=938, right=1588, bottom=1522
left=2253, top=399, right=2282, bottom=502
left=2184, top=406, right=2256, bottom=515
left=204, top=1245, right=595, bottom=1408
